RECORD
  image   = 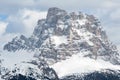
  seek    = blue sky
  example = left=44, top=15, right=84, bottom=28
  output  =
left=0, top=0, right=120, bottom=47
left=0, top=15, right=8, bottom=21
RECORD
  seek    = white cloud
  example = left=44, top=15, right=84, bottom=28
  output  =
left=101, top=0, right=119, bottom=9
left=110, top=10, right=120, bottom=21
left=0, top=21, right=8, bottom=36
left=7, top=9, right=47, bottom=36
left=1, top=0, right=120, bottom=15
left=21, top=9, right=47, bottom=35
left=0, top=22, right=18, bottom=50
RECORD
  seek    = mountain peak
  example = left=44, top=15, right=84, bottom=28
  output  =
left=47, top=7, right=67, bottom=16
left=46, top=7, right=67, bottom=24
left=47, top=7, right=66, bottom=13
left=3, top=7, right=120, bottom=65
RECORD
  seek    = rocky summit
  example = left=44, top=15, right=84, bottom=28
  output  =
left=1, top=7, right=120, bottom=80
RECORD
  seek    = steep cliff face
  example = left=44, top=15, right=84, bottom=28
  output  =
left=1, top=7, right=120, bottom=80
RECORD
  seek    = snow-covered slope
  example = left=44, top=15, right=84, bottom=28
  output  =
left=51, top=53, right=120, bottom=78
left=0, top=50, right=58, bottom=80
left=1, top=7, right=120, bottom=80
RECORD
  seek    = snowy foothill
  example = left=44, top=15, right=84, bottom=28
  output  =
left=0, top=50, right=35, bottom=70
